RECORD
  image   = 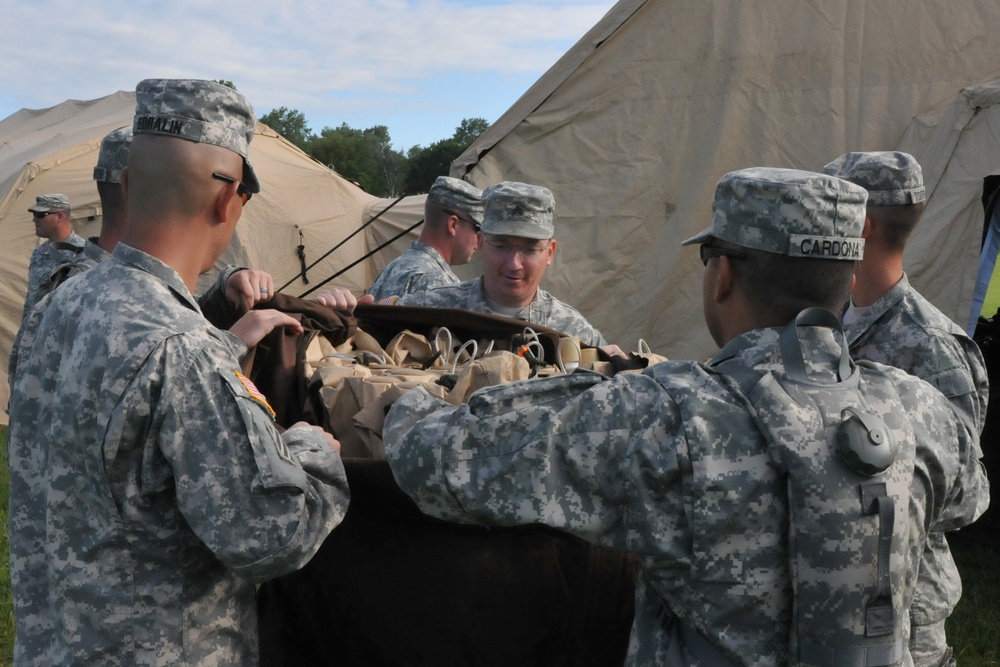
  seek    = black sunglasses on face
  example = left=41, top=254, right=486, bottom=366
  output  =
left=444, top=208, right=480, bottom=232
left=212, top=172, right=252, bottom=205
left=699, top=244, right=747, bottom=266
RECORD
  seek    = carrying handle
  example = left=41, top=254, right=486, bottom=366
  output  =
left=557, top=337, right=582, bottom=374
left=434, top=327, right=454, bottom=366
left=778, top=308, right=852, bottom=382
left=451, top=339, right=479, bottom=375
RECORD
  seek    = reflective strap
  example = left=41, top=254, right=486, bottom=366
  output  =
left=799, top=637, right=904, bottom=667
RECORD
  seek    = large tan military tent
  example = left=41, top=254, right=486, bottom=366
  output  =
left=0, top=91, right=385, bottom=422
left=453, top=0, right=1000, bottom=360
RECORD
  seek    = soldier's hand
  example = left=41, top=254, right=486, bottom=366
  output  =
left=229, top=309, right=303, bottom=347
left=313, top=289, right=361, bottom=311
left=226, top=269, right=275, bottom=313
left=289, top=422, right=341, bottom=453
left=599, top=344, right=627, bottom=359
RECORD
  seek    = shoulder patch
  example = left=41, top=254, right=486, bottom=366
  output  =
left=235, top=371, right=276, bottom=419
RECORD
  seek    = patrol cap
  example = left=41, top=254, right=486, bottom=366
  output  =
left=823, top=151, right=925, bottom=207
left=480, top=181, right=555, bottom=240
left=132, top=78, right=260, bottom=194
left=28, top=193, right=71, bottom=213
left=428, top=176, right=485, bottom=224
left=93, top=126, right=133, bottom=184
left=682, top=167, right=867, bottom=261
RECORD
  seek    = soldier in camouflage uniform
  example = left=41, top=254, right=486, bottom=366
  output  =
left=90, top=125, right=132, bottom=255
left=6, top=79, right=350, bottom=666
left=383, top=168, right=989, bottom=665
left=825, top=151, right=989, bottom=667
left=21, top=193, right=86, bottom=321
left=27, top=124, right=277, bottom=332
left=397, top=181, right=611, bottom=347
left=27, top=127, right=129, bottom=295
left=368, top=176, right=484, bottom=301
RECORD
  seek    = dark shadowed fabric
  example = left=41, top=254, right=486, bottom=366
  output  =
left=257, top=458, right=639, bottom=666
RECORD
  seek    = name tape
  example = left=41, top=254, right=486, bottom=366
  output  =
left=788, top=235, right=864, bottom=260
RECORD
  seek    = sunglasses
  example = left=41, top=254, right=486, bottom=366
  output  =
left=212, top=172, right=252, bottom=205
left=31, top=211, right=55, bottom=219
left=444, top=208, right=480, bottom=232
left=699, top=244, right=747, bottom=266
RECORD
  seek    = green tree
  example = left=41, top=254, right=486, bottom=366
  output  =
left=402, top=117, right=489, bottom=195
left=307, top=124, right=406, bottom=197
left=213, top=79, right=237, bottom=90
left=260, top=107, right=312, bottom=150
left=452, top=117, right=489, bottom=147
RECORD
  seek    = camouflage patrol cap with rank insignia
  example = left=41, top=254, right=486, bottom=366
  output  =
left=428, top=176, right=485, bottom=224
left=822, top=151, right=926, bottom=206
left=132, top=78, right=260, bottom=194
left=93, top=125, right=133, bottom=184
left=480, top=181, right=555, bottom=240
left=682, top=167, right=868, bottom=261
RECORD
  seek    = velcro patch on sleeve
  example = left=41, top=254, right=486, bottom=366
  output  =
left=235, top=371, right=276, bottom=419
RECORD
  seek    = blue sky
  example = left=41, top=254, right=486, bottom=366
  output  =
left=0, top=0, right=618, bottom=150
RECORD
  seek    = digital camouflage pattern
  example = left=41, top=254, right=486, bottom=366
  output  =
left=93, top=125, right=132, bottom=183
left=480, top=181, right=555, bottom=240
left=27, top=193, right=71, bottom=213
left=845, top=273, right=989, bottom=666
left=7, top=244, right=350, bottom=665
left=396, top=275, right=608, bottom=346
left=20, top=230, right=87, bottom=321
left=383, top=325, right=988, bottom=666
left=428, top=176, right=484, bottom=224
left=367, top=240, right=462, bottom=302
left=823, top=152, right=927, bottom=207
left=682, top=168, right=867, bottom=260
left=133, top=79, right=260, bottom=193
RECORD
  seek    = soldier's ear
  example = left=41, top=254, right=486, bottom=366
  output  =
left=862, top=216, right=873, bottom=239
left=713, top=256, right=734, bottom=303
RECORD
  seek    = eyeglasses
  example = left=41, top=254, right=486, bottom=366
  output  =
left=31, top=211, right=55, bottom=219
left=444, top=208, right=480, bottom=232
left=212, top=172, right=252, bottom=206
left=699, top=244, right=747, bottom=266
left=482, top=236, right=551, bottom=258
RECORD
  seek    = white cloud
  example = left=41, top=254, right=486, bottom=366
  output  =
left=0, top=0, right=617, bottom=147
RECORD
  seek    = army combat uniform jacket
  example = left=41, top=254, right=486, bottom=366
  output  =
left=844, top=273, right=990, bottom=663
left=384, top=326, right=988, bottom=666
left=845, top=273, right=988, bottom=433
left=7, top=244, right=350, bottom=665
left=20, top=230, right=87, bottom=322
left=397, top=275, right=608, bottom=347
left=368, top=240, right=461, bottom=302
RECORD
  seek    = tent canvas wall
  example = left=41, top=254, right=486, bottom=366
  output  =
left=895, top=81, right=1000, bottom=334
left=453, top=0, right=1000, bottom=360
left=0, top=92, right=382, bottom=423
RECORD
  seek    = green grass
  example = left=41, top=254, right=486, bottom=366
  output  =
left=0, top=423, right=995, bottom=665
left=948, top=535, right=1000, bottom=665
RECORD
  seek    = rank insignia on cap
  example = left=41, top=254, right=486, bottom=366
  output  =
left=235, top=371, right=276, bottom=419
